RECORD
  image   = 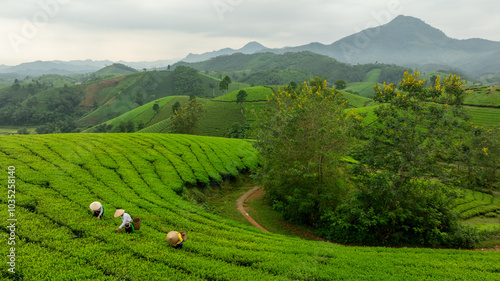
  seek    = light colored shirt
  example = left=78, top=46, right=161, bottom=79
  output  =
left=119, top=213, right=132, bottom=229
left=96, top=207, right=103, bottom=217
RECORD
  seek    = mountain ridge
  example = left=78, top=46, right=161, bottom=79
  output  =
left=179, top=15, right=500, bottom=77
left=2, top=15, right=499, bottom=78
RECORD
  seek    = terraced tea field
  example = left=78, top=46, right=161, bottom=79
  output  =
left=0, top=134, right=499, bottom=280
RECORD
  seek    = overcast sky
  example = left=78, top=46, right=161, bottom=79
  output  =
left=1, top=0, right=499, bottom=66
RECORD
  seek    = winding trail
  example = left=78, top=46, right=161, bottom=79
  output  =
left=236, top=186, right=270, bottom=232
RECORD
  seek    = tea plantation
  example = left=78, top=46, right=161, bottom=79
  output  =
left=0, top=134, right=499, bottom=280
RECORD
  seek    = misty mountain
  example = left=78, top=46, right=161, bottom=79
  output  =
left=0, top=60, right=113, bottom=76
left=181, top=41, right=268, bottom=63
left=180, top=15, right=500, bottom=78
left=0, top=59, right=178, bottom=76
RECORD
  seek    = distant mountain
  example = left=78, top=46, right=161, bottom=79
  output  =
left=0, top=60, right=113, bottom=75
left=181, top=41, right=268, bottom=63
left=175, top=51, right=411, bottom=88
left=94, top=63, right=139, bottom=76
left=179, top=15, right=500, bottom=78
left=299, top=15, right=500, bottom=77
left=0, top=59, right=178, bottom=76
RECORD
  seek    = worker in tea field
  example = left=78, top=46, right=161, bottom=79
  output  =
left=166, top=231, right=187, bottom=249
left=89, top=201, right=104, bottom=219
left=114, top=209, right=134, bottom=233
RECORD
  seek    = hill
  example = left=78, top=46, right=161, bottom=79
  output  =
left=182, top=16, right=500, bottom=79
left=182, top=41, right=268, bottom=63
left=87, top=85, right=373, bottom=137
left=93, top=63, right=138, bottom=76
left=0, top=133, right=498, bottom=280
left=0, top=67, right=248, bottom=130
left=0, top=60, right=111, bottom=75
left=175, top=51, right=411, bottom=87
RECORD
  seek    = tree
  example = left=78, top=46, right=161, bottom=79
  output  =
left=17, top=128, right=29, bottom=135
left=153, top=102, right=160, bottom=113
left=227, top=122, right=250, bottom=139
left=334, top=79, right=347, bottom=90
left=172, top=101, right=181, bottom=113
left=174, top=66, right=204, bottom=97
left=12, top=79, right=21, bottom=91
left=219, top=75, right=231, bottom=92
left=236, top=89, right=247, bottom=104
left=169, top=99, right=206, bottom=134
left=126, top=120, right=135, bottom=133
left=135, top=92, right=144, bottom=106
left=236, top=89, right=247, bottom=113
left=253, top=77, right=362, bottom=225
left=331, top=71, right=479, bottom=247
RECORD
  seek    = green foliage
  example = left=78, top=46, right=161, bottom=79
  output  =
left=334, top=79, right=347, bottom=90
left=176, top=51, right=410, bottom=87
left=344, top=71, right=480, bottom=248
left=172, top=101, right=181, bottom=113
left=152, top=102, right=160, bottom=113
left=213, top=86, right=272, bottom=102
left=218, top=75, right=231, bottom=92
left=227, top=122, right=250, bottom=139
left=17, top=127, right=30, bottom=135
left=465, top=85, right=500, bottom=107
left=174, top=66, right=204, bottom=97
left=236, top=89, right=247, bottom=104
left=253, top=77, right=362, bottom=225
left=454, top=126, right=500, bottom=190
left=169, top=98, right=206, bottom=134
left=326, top=174, right=478, bottom=247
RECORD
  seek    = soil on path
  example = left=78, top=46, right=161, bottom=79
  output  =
left=236, top=186, right=269, bottom=232
left=236, top=186, right=328, bottom=242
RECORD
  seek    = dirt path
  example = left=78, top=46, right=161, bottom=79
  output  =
left=236, top=186, right=269, bottom=232
left=237, top=186, right=331, bottom=242
left=236, top=186, right=500, bottom=250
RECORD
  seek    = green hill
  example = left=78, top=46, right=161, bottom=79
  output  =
left=0, top=134, right=498, bottom=280
left=465, top=85, right=500, bottom=107
left=94, top=63, right=138, bottom=76
left=0, top=67, right=247, bottom=130
left=90, top=85, right=373, bottom=137
left=176, top=51, right=410, bottom=86
left=28, top=74, right=78, bottom=87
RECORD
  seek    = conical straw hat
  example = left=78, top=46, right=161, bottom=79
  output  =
left=89, top=201, right=102, bottom=211
left=114, top=209, right=125, bottom=218
left=166, top=231, right=179, bottom=245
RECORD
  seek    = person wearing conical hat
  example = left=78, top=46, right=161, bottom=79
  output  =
left=89, top=201, right=104, bottom=219
left=114, top=209, right=134, bottom=233
left=166, top=231, right=187, bottom=249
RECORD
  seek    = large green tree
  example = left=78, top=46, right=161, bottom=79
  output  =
left=173, top=66, right=204, bottom=97
left=329, top=71, right=479, bottom=247
left=253, top=77, right=361, bottom=225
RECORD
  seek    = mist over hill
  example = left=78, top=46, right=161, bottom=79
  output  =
left=180, top=15, right=500, bottom=78
left=1, top=15, right=498, bottom=80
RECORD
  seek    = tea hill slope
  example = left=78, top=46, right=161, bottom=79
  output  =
left=0, top=134, right=498, bottom=280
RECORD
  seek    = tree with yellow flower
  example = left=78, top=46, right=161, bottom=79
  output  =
left=168, top=97, right=206, bottom=135
left=330, top=71, right=480, bottom=248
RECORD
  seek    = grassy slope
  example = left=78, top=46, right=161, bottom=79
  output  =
left=31, top=74, right=78, bottom=87
left=77, top=71, right=250, bottom=128
left=213, top=86, right=272, bottom=102
left=465, top=85, right=500, bottom=107
left=343, top=69, right=381, bottom=98
left=0, top=134, right=498, bottom=280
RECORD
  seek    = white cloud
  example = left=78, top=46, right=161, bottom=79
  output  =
left=0, top=0, right=499, bottom=65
